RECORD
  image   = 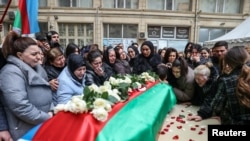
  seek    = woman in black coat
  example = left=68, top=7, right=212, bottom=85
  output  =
left=132, top=41, right=161, bottom=74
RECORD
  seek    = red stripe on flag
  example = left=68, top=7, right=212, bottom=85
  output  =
left=32, top=82, right=158, bottom=141
left=19, top=0, right=30, bottom=34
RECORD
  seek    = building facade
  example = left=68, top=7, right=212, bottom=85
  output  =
left=0, top=0, right=249, bottom=51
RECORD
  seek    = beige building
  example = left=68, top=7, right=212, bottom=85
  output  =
left=0, top=0, right=249, bottom=51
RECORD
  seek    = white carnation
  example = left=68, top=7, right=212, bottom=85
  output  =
left=88, top=84, right=101, bottom=93
left=54, top=104, right=65, bottom=114
left=93, top=98, right=108, bottom=109
left=124, top=76, right=132, bottom=83
left=109, top=77, right=119, bottom=85
left=103, top=81, right=112, bottom=89
left=91, top=108, right=108, bottom=122
left=99, top=85, right=110, bottom=93
left=135, top=82, right=142, bottom=88
left=66, top=100, right=87, bottom=114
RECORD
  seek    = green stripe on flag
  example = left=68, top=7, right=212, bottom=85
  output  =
left=96, top=83, right=177, bottom=141
left=13, top=9, right=21, bottom=35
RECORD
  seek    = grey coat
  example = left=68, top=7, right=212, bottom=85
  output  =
left=173, top=67, right=195, bottom=102
left=0, top=55, right=53, bottom=140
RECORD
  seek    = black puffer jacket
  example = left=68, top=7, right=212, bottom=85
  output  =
left=85, top=62, right=114, bottom=86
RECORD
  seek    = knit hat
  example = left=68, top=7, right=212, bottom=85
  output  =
left=67, top=54, right=86, bottom=73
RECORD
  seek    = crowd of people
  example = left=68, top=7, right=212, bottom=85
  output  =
left=0, top=26, right=250, bottom=140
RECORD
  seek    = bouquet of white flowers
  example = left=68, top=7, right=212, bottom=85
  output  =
left=54, top=71, right=158, bottom=122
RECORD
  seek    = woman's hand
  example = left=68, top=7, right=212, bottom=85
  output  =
left=181, top=102, right=192, bottom=107
left=187, top=115, right=203, bottom=122
left=49, top=79, right=59, bottom=91
left=0, top=130, right=13, bottom=141
left=94, top=67, right=104, bottom=76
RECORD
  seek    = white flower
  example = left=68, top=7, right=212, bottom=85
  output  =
left=104, top=103, right=112, bottom=112
left=54, top=104, right=65, bottom=114
left=135, top=82, right=142, bottom=88
left=138, top=87, right=146, bottom=92
left=117, top=78, right=124, bottom=84
left=91, top=107, right=108, bottom=122
left=124, top=76, right=132, bottom=83
left=93, top=98, right=108, bottom=109
left=140, top=72, right=155, bottom=82
left=65, top=98, right=88, bottom=114
left=148, top=77, right=155, bottom=82
left=128, top=88, right=133, bottom=93
left=103, top=81, right=112, bottom=90
left=99, top=85, right=110, bottom=93
left=88, top=84, right=101, bottom=93
left=109, top=77, right=119, bottom=85
left=108, top=90, right=121, bottom=101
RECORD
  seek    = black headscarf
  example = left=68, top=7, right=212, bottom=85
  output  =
left=67, top=54, right=86, bottom=83
left=140, top=41, right=155, bottom=58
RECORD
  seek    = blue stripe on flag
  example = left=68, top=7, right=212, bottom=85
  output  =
left=18, top=123, right=42, bottom=141
left=26, top=0, right=40, bottom=33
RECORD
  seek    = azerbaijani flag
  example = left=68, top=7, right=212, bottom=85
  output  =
left=19, top=82, right=177, bottom=141
left=13, top=0, right=39, bottom=35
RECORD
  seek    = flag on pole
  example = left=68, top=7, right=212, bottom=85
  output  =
left=13, top=0, right=40, bottom=35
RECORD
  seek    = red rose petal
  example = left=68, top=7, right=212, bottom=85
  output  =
left=195, top=125, right=199, bottom=127
left=190, top=127, right=196, bottom=131
left=198, top=131, right=203, bottom=135
left=189, top=139, right=194, bottom=141
left=177, top=116, right=182, bottom=119
left=180, top=120, right=186, bottom=124
left=160, top=131, right=165, bottom=134
left=166, top=124, right=171, bottom=127
left=201, top=127, right=206, bottom=131
left=170, top=122, right=174, bottom=124
left=173, top=135, right=179, bottom=140
left=164, top=128, right=169, bottom=132
left=177, top=126, right=182, bottom=129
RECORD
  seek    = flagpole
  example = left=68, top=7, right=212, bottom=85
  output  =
left=0, top=0, right=12, bottom=23
left=0, top=0, right=12, bottom=45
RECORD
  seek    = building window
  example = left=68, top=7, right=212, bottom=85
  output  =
left=38, top=22, right=48, bottom=34
left=147, top=26, right=189, bottom=39
left=147, top=26, right=189, bottom=51
left=200, top=0, right=242, bottom=14
left=39, top=0, right=47, bottom=7
left=104, top=24, right=138, bottom=38
left=103, top=24, right=138, bottom=50
left=103, top=0, right=138, bottom=9
left=58, top=23, right=93, bottom=48
left=58, top=0, right=92, bottom=8
left=0, top=0, right=7, bottom=5
left=199, top=27, right=232, bottom=43
left=147, top=0, right=190, bottom=11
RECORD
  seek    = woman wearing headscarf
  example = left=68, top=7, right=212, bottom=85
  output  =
left=56, top=54, right=86, bottom=105
left=132, top=41, right=161, bottom=74
left=127, top=45, right=139, bottom=71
